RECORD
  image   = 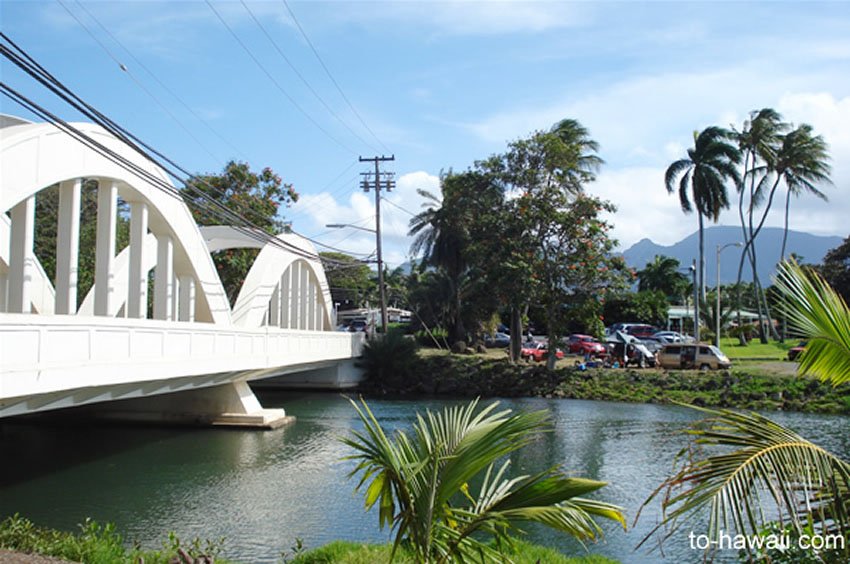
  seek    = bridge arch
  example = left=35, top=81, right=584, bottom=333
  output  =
left=1, top=120, right=231, bottom=323
left=201, top=227, right=333, bottom=330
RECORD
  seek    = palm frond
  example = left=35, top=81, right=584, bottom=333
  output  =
left=343, top=397, right=624, bottom=563
left=774, top=260, right=850, bottom=386
left=638, top=406, right=850, bottom=554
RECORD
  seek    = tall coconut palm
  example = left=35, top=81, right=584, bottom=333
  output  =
left=777, top=125, right=832, bottom=261
left=638, top=261, right=850, bottom=560
left=344, top=398, right=626, bottom=563
left=733, top=109, right=787, bottom=342
left=665, top=127, right=741, bottom=312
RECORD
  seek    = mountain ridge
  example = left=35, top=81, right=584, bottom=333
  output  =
left=621, top=226, right=842, bottom=284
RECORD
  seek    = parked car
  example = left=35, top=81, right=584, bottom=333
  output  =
left=657, top=344, right=731, bottom=370
left=653, top=331, right=692, bottom=343
left=787, top=340, right=807, bottom=361
left=624, top=324, right=658, bottom=339
left=347, top=320, right=368, bottom=332
left=566, top=334, right=607, bottom=357
left=520, top=342, right=564, bottom=363
left=484, top=332, right=511, bottom=348
left=638, top=336, right=666, bottom=354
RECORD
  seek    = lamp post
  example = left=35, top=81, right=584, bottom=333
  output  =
left=691, top=260, right=699, bottom=343
left=715, top=242, right=743, bottom=348
left=325, top=223, right=386, bottom=334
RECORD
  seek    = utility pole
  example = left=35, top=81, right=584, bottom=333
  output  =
left=359, top=155, right=395, bottom=335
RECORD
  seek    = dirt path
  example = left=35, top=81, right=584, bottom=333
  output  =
left=0, top=551, right=76, bottom=564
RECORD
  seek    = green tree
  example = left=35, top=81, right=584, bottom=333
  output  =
left=521, top=193, right=628, bottom=368
left=343, top=398, right=626, bottom=563
left=637, top=255, right=688, bottom=301
left=639, top=261, right=850, bottom=560
left=408, top=170, right=502, bottom=344
left=818, top=235, right=850, bottom=303
left=479, top=120, right=604, bottom=361
left=602, top=290, right=669, bottom=328
left=185, top=161, right=297, bottom=305
left=320, top=251, right=373, bottom=310
left=33, top=181, right=130, bottom=310
left=665, top=126, right=741, bottom=307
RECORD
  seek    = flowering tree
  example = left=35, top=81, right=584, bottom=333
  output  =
left=186, top=161, right=298, bottom=304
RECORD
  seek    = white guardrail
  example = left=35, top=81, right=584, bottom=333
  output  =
left=0, top=313, right=365, bottom=400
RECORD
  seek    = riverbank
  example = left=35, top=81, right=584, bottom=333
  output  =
left=358, top=353, right=850, bottom=415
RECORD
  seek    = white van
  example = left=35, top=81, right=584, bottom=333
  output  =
left=658, top=344, right=731, bottom=370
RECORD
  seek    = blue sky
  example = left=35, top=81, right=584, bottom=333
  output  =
left=3, top=1, right=849, bottom=267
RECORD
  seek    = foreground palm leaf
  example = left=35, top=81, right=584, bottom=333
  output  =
left=342, top=398, right=625, bottom=563
left=774, top=260, right=850, bottom=386
left=639, top=261, right=850, bottom=559
left=637, top=406, right=850, bottom=558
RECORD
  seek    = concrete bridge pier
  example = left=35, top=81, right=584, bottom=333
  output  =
left=84, top=381, right=294, bottom=429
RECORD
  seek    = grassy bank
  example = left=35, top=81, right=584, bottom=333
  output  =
left=288, top=539, right=618, bottom=564
left=0, top=515, right=617, bottom=564
left=362, top=350, right=850, bottom=415
left=0, top=514, right=229, bottom=564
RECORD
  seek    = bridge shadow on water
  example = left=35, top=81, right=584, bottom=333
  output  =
left=0, top=388, right=339, bottom=489
left=0, top=412, right=198, bottom=488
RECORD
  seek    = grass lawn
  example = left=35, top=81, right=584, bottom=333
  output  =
left=289, top=539, right=619, bottom=564
left=718, top=337, right=795, bottom=361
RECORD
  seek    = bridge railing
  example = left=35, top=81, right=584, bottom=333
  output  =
left=0, top=312, right=365, bottom=402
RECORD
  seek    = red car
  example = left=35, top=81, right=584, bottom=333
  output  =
left=567, top=334, right=607, bottom=357
left=624, top=324, right=658, bottom=339
left=520, top=342, right=565, bottom=362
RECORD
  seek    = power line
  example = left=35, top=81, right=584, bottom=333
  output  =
left=204, top=0, right=355, bottom=155
left=381, top=195, right=416, bottom=217
left=280, top=0, right=390, bottom=154
left=70, top=0, right=249, bottom=161
left=3, top=32, right=368, bottom=268
left=55, top=0, right=224, bottom=164
left=239, top=0, right=379, bottom=154
left=1, top=37, right=319, bottom=262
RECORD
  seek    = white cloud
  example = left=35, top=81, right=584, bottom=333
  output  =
left=292, top=170, right=440, bottom=267
left=588, top=167, right=693, bottom=249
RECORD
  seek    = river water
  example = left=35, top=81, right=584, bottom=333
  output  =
left=1, top=392, right=848, bottom=563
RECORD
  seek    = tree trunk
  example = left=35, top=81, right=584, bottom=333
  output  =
left=698, top=213, right=705, bottom=333
left=509, top=307, right=522, bottom=363
left=780, top=188, right=792, bottom=263
left=546, top=302, right=558, bottom=371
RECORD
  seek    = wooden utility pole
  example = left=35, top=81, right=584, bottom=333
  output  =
left=359, top=155, right=395, bottom=334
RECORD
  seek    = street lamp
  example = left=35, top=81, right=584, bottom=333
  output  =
left=326, top=223, right=375, bottom=234
left=326, top=222, right=386, bottom=335
left=716, top=242, right=743, bottom=348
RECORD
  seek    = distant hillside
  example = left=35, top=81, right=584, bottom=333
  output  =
left=622, top=226, right=842, bottom=284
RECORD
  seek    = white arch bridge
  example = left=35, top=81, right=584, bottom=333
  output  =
left=0, top=116, right=365, bottom=428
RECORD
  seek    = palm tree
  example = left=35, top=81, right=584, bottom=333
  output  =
left=409, top=180, right=468, bottom=344
left=777, top=125, right=832, bottom=261
left=733, top=109, right=787, bottom=342
left=637, top=255, right=688, bottom=300
left=638, top=261, right=850, bottom=559
left=549, top=118, right=604, bottom=190
left=665, top=127, right=741, bottom=310
left=343, top=398, right=626, bottom=563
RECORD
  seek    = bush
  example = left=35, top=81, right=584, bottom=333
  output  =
left=356, top=327, right=420, bottom=389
